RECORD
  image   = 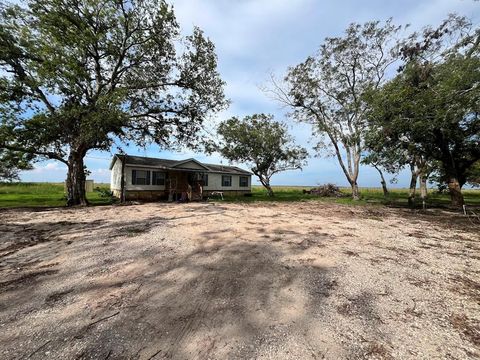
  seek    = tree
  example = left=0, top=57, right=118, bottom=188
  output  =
left=273, top=20, right=401, bottom=200
left=363, top=113, right=435, bottom=207
left=361, top=152, right=394, bottom=197
left=0, top=149, right=32, bottom=181
left=215, top=114, right=308, bottom=197
left=0, top=114, right=33, bottom=180
left=366, top=16, right=480, bottom=207
left=0, top=0, right=226, bottom=205
left=466, top=161, right=480, bottom=187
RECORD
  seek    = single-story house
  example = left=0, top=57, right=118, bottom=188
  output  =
left=109, top=154, right=252, bottom=201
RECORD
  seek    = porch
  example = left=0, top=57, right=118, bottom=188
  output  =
left=118, top=169, right=207, bottom=202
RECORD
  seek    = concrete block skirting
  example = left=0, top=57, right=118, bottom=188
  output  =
left=112, top=189, right=251, bottom=201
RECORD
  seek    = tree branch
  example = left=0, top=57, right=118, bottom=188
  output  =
left=0, top=144, right=68, bottom=164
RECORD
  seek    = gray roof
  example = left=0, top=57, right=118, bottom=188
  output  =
left=110, top=154, right=252, bottom=175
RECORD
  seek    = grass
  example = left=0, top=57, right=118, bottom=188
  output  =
left=0, top=182, right=112, bottom=208
left=0, top=182, right=479, bottom=209
left=224, top=185, right=480, bottom=208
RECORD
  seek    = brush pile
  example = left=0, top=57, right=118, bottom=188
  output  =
left=303, top=184, right=344, bottom=197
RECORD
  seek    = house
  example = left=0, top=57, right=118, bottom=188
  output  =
left=109, top=154, right=252, bottom=201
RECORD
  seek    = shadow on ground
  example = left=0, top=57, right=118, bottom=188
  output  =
left=1, top=202, right=477, bottom=359
left=0, top=214, right=345, bottom=359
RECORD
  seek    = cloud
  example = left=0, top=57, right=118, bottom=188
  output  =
left=396, top=0, right=479, bottom=31
left=91, top=168, right=110, bottom=176
left=20, top=0, right=480, bottom=187
left=87, top=168, right=111, bottom=184
left=174, top=0, right=317, bottom=57
left=21, top=161, right=67, bottom=182
left=31, top=162, right=67, bottom=173
left=172, top=0, right=480, bottom=188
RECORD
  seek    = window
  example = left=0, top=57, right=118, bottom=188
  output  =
left=239, top=176, right=249, bottom=187
left=222, top=175, right=232, bottom=187
left=152, top=171, right=166, bottom=185
left=131, top=170, right=150, bottom=185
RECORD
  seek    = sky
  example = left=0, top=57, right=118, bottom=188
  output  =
left=20, top=0, right=480, bottom=187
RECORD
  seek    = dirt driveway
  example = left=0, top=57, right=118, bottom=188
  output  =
left=0, top=202, right=479, bottom=359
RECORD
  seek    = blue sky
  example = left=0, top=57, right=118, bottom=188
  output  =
left=21, top=0, right=480, bottom=187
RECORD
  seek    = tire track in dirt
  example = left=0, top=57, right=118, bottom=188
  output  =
left=149, top=270, right=219, bottom=360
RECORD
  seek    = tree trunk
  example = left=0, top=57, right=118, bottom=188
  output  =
left=351, top=182, right=360, bottom=200
left=256, top=172, right=274, bottom=197
left=447, top=177, right=464, bottom=207
left=408, top=164, right=417, bottom=208
left=66, top=152, right=88, bottom=206
left=374, top=165, right=389, bottom=197
left=351, top=149, right=361, bottom=201
left=419, top=174, right=428, bottom=210
left=265, top=182, right=274, bottom=197
left=380, top=179, right=388, bottom=197
left=434, top=130, right=467, bottom=207
left=327, top=136, right=361, bottom=201
left=419, top=175, right=427, bottom=200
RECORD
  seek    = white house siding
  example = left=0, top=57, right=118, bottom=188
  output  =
left=110, top=157, right=251, bottom=194
left=204, top=173, right=251, bottom=191
left=110, top=159, right=123, bottom=190
left=124, top=165, right=166, bottom=191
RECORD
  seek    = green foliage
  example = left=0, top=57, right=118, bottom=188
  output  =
left=466, top=161, right=480, bottom=187
left=280, top=20, right=402, bottom=199
left=216, top=114, right=308, bottom=196
left=93, top=186, right=116, bottom=205
left=94, top=187, right=113, bottom=198
left=0, top=0, right=226, bottom=205
left=365, top=15, right=480, bottom=205
left=0, top=148, right=33, bottom=180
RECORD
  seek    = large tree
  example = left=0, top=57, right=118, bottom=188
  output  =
left=363, top=110, right=435, bottom=207
left=274, top=20, right=401, bottom=200
left=367, top=16, right=480, bottom=207
left=0, top=0, right=226, bottom=205
left=215, top=114, right=308, bottom=197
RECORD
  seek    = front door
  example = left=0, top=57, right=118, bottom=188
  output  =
left=187, top=172, right=204, bottom=200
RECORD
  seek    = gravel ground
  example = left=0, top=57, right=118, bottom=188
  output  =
left=0, top=201, right=479, bottom=359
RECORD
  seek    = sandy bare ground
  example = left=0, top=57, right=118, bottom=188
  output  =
left=0, top=201, right=479, bottom=359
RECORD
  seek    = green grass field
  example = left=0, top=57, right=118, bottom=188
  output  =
left=0, top=182, right=112, bottom=208
left=236, top=185, right=480, bottom=208
left=0, top=182, right=478, bottom=208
